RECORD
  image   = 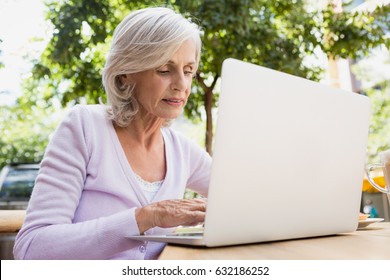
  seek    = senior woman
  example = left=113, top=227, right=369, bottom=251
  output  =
left=13, top=7, right=211, bottom=260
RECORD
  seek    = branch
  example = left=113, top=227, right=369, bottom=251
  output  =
left=196, top=72, right=220, bottom=93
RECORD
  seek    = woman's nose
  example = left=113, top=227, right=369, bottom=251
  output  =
left=171, top=72, right=187, bottom=92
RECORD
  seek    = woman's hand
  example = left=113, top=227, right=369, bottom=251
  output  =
left=135, top=198, right=207, bottom=234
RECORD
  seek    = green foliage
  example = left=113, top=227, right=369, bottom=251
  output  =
left=34, top=0, right=116, bottom=105
left=0, top=104, right=58, bottom=169
left=366, top=81, right=390, bottom=161
left=321, top=3, right=390, bottom=59
left=0, top=75, right=65, bottom=169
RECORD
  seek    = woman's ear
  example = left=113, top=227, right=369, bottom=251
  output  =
left=119, top=74, right=132, bottom=85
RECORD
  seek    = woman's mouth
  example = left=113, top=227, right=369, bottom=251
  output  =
left=162, top=98, right=184, bottom=106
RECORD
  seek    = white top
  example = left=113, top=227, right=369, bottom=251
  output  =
left=135, top=174, right=164, bottom=203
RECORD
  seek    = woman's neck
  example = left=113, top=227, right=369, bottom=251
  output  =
left=120, top=116, right=164, bottom=150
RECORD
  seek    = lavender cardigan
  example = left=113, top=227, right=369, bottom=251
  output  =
left=13, top=105, right=211, bottom=259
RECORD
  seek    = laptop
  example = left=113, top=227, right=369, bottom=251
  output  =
left=128, top=58, right=371, bottom=247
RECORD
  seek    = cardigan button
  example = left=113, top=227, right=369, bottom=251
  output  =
left=139, top=245, right=146, bottom=253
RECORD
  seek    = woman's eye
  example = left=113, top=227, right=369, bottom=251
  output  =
left=157, top=70, right=170, bottom=75
left=184, top=69, right=194, bottom=76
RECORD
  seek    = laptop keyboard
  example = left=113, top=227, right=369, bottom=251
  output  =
left=167, top=232, right=203, bottom=237
left=168, top=225, right=204, bottom=236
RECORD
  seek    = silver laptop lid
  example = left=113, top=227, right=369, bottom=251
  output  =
left=203, top=58, right=370, bottom=247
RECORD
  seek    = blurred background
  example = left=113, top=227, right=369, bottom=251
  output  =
left=0, top=0, right=389, bottom=223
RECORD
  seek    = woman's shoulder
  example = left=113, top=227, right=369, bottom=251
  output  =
left=66, top=104, right=109, bottom=123
left=70, top=104, right=108, bottom=117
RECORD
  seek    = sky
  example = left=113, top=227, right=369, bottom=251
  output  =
left=0, top=0, right=48, bottom=105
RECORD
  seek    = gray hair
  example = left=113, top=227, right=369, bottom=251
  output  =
left=102, top=7, right=202, bottom=127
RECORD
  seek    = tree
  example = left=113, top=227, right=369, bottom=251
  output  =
left=0, top=104, right=59, bottom=168
left=12, top=0, right=390, bottom=155
left=0, top=71, right=65, bottom=169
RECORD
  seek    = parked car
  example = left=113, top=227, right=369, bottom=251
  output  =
left=0, top=163, right=40, bottom=259
left=0, top=163, right=40, bottom=210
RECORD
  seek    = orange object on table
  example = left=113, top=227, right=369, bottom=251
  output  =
left=0, top=210, right=25, bottom=233
left=362, top=176, right=385, bottom=193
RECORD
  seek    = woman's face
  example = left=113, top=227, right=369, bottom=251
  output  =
left=123, top=39, right=197, bottom=121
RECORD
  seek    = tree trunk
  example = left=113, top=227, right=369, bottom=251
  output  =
left=204, top=87, right=213, bottom=155
left=197, top=73, right=219, bottom=155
